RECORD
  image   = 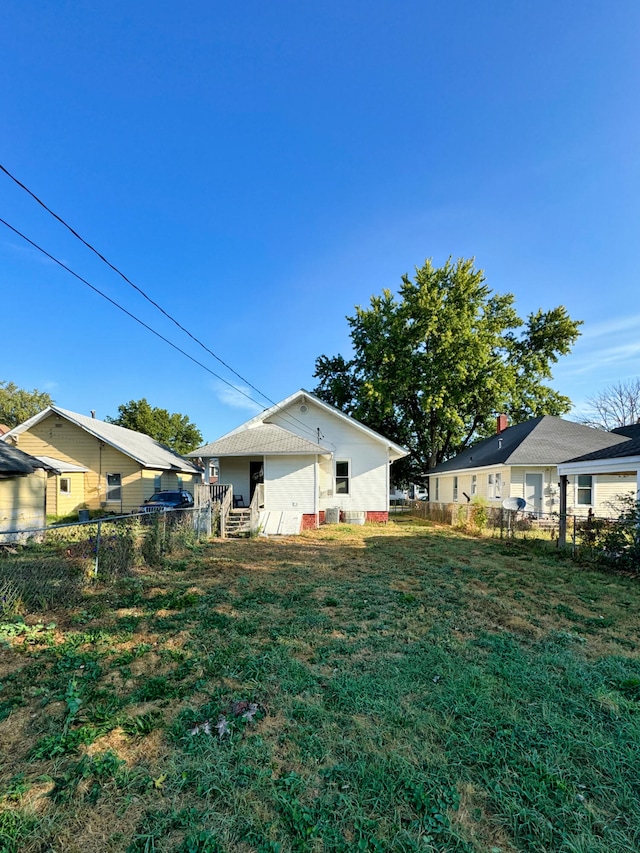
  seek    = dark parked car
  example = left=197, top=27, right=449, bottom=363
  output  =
left=139, top=490, right=194, bottom=513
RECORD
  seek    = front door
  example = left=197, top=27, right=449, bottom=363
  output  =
left=249, top=461, right=264, bottom=502
left=525, top=473, right=543, bottom=514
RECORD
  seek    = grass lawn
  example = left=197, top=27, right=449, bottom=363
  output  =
left=1, top=519, right=639, bottom=853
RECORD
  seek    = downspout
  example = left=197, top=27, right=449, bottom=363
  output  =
left=386, top=449, right=390, bottom=515
left=314, top=454, right=319, bottom=529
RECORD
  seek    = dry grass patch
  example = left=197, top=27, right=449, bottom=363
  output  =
left=1, top=520, right=640, bottom=852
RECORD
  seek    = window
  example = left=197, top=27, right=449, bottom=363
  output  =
left=453, top=476, right=458, bottom=502
left=154, top=475, right=162, bottom=491
left=488, top=472, right=502, bottom=500
left=106, top=473, right=122, bottom=502
left=435, top=478, right=439, bottom=501
left=60, top=477, right=71, bottom=495
left=471, top=474, right=477, bottom=496
left=577, top=474, right=593, bottom=506
left=335, top=460, right=350, bottom=495
left=177, top=477, right=183, bottom=490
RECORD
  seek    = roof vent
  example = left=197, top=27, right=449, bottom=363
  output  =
left=299, top=404, right=308, bottom=414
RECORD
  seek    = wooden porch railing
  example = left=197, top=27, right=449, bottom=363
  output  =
left=195, top=484, right=234, bottom=538
left=249, top=483, right=264, bottom=535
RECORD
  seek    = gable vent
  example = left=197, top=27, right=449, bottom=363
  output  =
left=299, top=404, right=308, bottom=414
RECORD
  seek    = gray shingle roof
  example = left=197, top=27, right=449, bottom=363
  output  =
left=429, top=416, right=631, bottom=474
left=564, top=435, right=640, bottom=463
left=220, top=388, right=409, bottom=461
left=0, top=442, right=49, bottom=475
left=190, top=423, right=333, bottom=457
left=611, top=423, right=640, bottom=439
left=1, top=407, right=200, bottom=473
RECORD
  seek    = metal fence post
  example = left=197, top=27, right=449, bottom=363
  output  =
left=94, top=520, right=102, bottom=577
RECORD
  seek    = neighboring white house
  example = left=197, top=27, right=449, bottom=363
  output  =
left=188, top=389, right=408, bottom=534
left=427, top=416, right=636, bottom=518
left=558, top=424, right=640, bottom=513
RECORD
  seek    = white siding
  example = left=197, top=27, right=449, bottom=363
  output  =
left=268, top=400, right=390, bottom=512
left=218, top=457, right=261, bottom=506
left=434, top=466, right=636, bottom=518
left=568, top=473, right=635, bottom=518
left=265, top=455, right=316, bottom=513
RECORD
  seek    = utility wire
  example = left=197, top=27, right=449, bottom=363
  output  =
left=0, top=163, right=319, bottom=441
left=0, top=217, right=263, bottom=408
left=0, top=216, right=327, bottom=444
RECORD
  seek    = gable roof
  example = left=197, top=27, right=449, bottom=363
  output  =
left=1, top=407, right=200, bottom=473
left=429, top=416, right=631, bottom=475
left=611, top=423, right=640, bottom=440
left=563, top=434, right=640, bottom=464
left=197, top=389, right=408, bottom=461
left=190, top=423, right=333, bottom=458
left=0, top=442, right=51, bottom=476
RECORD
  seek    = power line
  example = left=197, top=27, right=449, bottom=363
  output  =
left=0, top=163, right=272, bottom=403
left=0, top=216, right=326, bottom=444
left=0, top=217, right=262, bottom=407
left=0, top=163, right=319, bottom=441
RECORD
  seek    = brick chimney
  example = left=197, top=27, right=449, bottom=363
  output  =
left=496, top=414, right=508, bottom=434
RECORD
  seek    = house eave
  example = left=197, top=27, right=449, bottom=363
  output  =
left=558, top=457, right=640, bottom=476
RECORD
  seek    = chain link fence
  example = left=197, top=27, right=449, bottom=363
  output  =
left=0, top=505, right=212, bottom=615
left=396, top=499, right=638, bottom=568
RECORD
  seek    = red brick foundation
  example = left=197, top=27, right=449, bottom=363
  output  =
left=301, top=513, right=319, bottom=530
left=365, top=511, right=389, bottom=523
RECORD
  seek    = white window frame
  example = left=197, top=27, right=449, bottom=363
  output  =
left=106, top=473, right=122, bottom=503
left=471, top=474, right=477, bottom=496
left=59, top=477, right=71, bottom=495
left=576, top=474, right=593, bottom=507
left=488, top=472, right=502, bottom=500
left=335, top=459, right=351, bottom=495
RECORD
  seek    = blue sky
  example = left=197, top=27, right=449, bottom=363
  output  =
left=2, top=1, right=639, bottom=442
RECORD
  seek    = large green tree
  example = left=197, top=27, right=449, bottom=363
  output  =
left=106, top=398, right=203, bottom=454
left=313, top=258, right=582, bottom=481
left=0, top=380, right=54, bottom=428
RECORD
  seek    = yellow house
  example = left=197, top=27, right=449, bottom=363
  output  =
left=1, top=406, right=202, bottom=516
left=0, top=441, right=52, bottom=541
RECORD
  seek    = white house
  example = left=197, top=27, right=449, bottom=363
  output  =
left=189, top=389, right=408, bottom=534
left=558, top=424, right=640, bottom=513
left=427, top=415, right=636, bottom=518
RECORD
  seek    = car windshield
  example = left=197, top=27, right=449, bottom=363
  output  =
left=148, top=492, right=181, bottom=502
